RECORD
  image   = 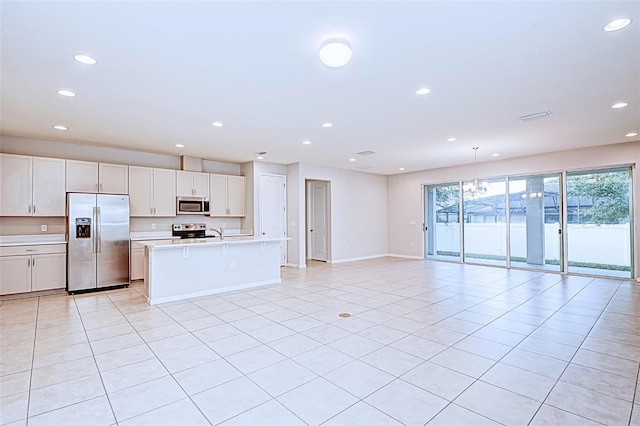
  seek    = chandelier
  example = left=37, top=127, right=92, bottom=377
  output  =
left=463, top=147, right=489, bottom=199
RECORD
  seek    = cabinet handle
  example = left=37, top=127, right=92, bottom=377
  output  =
left=95, top=183, right=98, bottom=191
left=151, top=207, right=153, bottom=215
left=99, top=183, right=103, bottom=192
left=33, top=205, right=36, bottom=213
left=28, top=205, right=32, bottom=213
left=32, top=258, right=35, bottom=266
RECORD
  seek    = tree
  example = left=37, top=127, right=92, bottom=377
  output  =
left=567, top=171, right=630, bottom=225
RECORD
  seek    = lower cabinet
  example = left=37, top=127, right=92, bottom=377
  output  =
left=0, top=244, right=66, bottom=295
left=131, top=241, right=146, bottom=280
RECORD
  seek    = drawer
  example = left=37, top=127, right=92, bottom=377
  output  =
left=0, top=244, right=66, bottom=257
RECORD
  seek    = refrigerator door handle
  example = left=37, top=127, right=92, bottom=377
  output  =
left=92, top=206, right=97, bottom=253
left=97, top=206, right=102, bottom=253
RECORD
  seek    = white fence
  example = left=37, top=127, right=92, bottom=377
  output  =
left=434, top=223, right=631, bottom=266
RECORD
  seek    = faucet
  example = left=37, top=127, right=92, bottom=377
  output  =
left=210, top=227, right=224, bottom=240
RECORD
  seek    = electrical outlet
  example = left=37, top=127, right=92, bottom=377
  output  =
left=151, top=223, right=156, bottom=230
left=41, top=224, right=47, bottom=232
left=410, top=242, right=414, bottom=247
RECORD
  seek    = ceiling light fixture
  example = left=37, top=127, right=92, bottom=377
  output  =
left=73, top=54, right=97, bottom=65
left=57, top=89, right=76, bottom=97
left=348, top=158, right=356, bottom=162
left=319, top=39, right=352, bottom=68
left=611, top=102, right=629, bottom=109
left=211, top=122, right=224, bottom=127
left=322, top=123, right=333, bottom=128
left=416, top=88, right=431, bottom=95
left=626, top=132, right=639, bottom=137
left=256, top=156, right=264, bottom=160
left=302, top=140, right=311, bottom=145
left=491, top=153, right=500, bottom=157
left=447, top=137, right=457, bottom=142
left=174, top=144, right=184, bottom=148
left=463, top=147, right=488, bottom=199
left=399, top=167, right=405, bottom=171
left=53, top=125, right=67, bottom=131
left=604, top=18, right=632, bottom=32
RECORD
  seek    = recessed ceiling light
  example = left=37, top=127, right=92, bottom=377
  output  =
left=174, top=144, right=184, bottom=148
left=626, top=132, right=639, bottom=137
left=257, top=156, right=265, bottom=160
left=319, top=39, right=352, bottom=68
left=416, top=88, right=431, bottom=95
left=491, top=153, right=500, bottom=157
left=322, top=122, right=333, bottom=128
left=348, top=158, right=356, bottom=162
left=604, top=18, right=632, bottom=32
left=611, top=102, right=629, bottom=109
left=53, top=125, right=67, bottom=131
left=302, top=140, right=311, bottom=145
left=57, top=89, right=76, bottom=97
left=399, top=167, right=405, bottom=171
left=211, top=122, right=224, bottom=127
left=73, top=54, right=97, bottom=65
left=447, top=137, right=457, bottom=142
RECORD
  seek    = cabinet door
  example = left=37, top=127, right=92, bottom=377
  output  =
left=31, top=253, right=66, bottom=291
left=131, top=248, right=145, bottom=280
left=153, top=168, right=176, bottom=216
left=99, top=163, right=128, bottom=194
left=66, top=160, right=99, bottom=193
left=33, top=157, right=66, bottom=216
left=227, top=176, right=246, bottom=216
left=0, top=256, right=31, bottom=295
left=0, top=154, right=32, bottom=216
left=176, top=171, right=194, bottom=197
left=129, top=166, right=154, bottom=217
left=193, top=173, right=210, bottom=197
left=209, top=174, right=227, bottom=216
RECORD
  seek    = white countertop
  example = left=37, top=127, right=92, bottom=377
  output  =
left=0, top=234, right=67, bottom=247
left=130, top=231, right=176, bottom=241
left=140, top=236, right=289, bottom=249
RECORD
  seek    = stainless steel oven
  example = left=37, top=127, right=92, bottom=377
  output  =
left=176, top=196, right=210, bottom=215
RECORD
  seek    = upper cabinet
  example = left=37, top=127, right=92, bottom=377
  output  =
left=0, top=154, right=65, bottom=216
left=129, top=166, right=176, bottom=217
left=209, top=174, right=245, bottom=216
left=176, top=171, right=209, bottom=197
left=66, top=160, right=128, bottom=194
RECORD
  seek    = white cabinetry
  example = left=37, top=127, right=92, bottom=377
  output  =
left=176, top=171, right=209, bottom=197
left=0, top=244, right=66, bottom=295
left=129, top=166, right=176, bottom=217
left=0, top=154, right=66, bottom=216
left=130, top=241, right=147, bottom=280
left=209, top=174, right=245, bottom=217
left=66, top=160, right=128, bottom=194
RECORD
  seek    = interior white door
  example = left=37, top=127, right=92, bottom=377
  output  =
left=260, top=174, right=286, bottom=265
left=307, top=181, right=328, bottom=261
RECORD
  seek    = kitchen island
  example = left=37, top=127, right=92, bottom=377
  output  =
left=140, top=237, right=289, bottom=305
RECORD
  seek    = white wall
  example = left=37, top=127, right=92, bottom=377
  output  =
left=287, top=162, right=388, bottom=266
left=388, top=140, right=640, bottom=279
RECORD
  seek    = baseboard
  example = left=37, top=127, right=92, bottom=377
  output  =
left=285, top=263, right=307, bottom=268
left=328, top=254, right=389, bottom=264
left=387, top=253, right=425, bottom=260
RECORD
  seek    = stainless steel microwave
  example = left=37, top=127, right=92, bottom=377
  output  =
left=176, top=196, right=210, bottom=215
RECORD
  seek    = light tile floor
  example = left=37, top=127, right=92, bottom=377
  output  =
left=1, top=258, right=638, bottom=425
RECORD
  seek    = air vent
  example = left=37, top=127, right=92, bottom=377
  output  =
left=355, top=165, right=373, bottom=170
left=256, top=151, right=267, bottom=155
left=356, top=150, right=376, bottom=156
left=519, top=111, right=553, bottom=122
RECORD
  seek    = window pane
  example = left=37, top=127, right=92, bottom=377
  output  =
left=425, top=183, right=460, bottom=261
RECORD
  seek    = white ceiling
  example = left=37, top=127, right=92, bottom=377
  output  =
left=1, top=1, right=639, bottom=175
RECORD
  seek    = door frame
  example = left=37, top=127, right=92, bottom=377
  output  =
left=305, top=179, right=331, bottom=262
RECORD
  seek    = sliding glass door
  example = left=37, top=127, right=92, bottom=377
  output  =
left=566, top=168, right=633, bottom=278
left=424, top=183, right=460, bottom=261
left=462, top=177, right=507, bottom=266
left=508, top=174, right=562, bottom=271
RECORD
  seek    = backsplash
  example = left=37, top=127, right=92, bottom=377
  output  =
left=0, top=217, right=66, bottom=236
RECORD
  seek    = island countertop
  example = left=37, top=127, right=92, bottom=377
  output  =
left=139, top=236, right=289, bottom=249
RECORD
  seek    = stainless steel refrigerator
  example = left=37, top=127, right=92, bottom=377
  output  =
left=67, top=193, right=130, bottom=293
